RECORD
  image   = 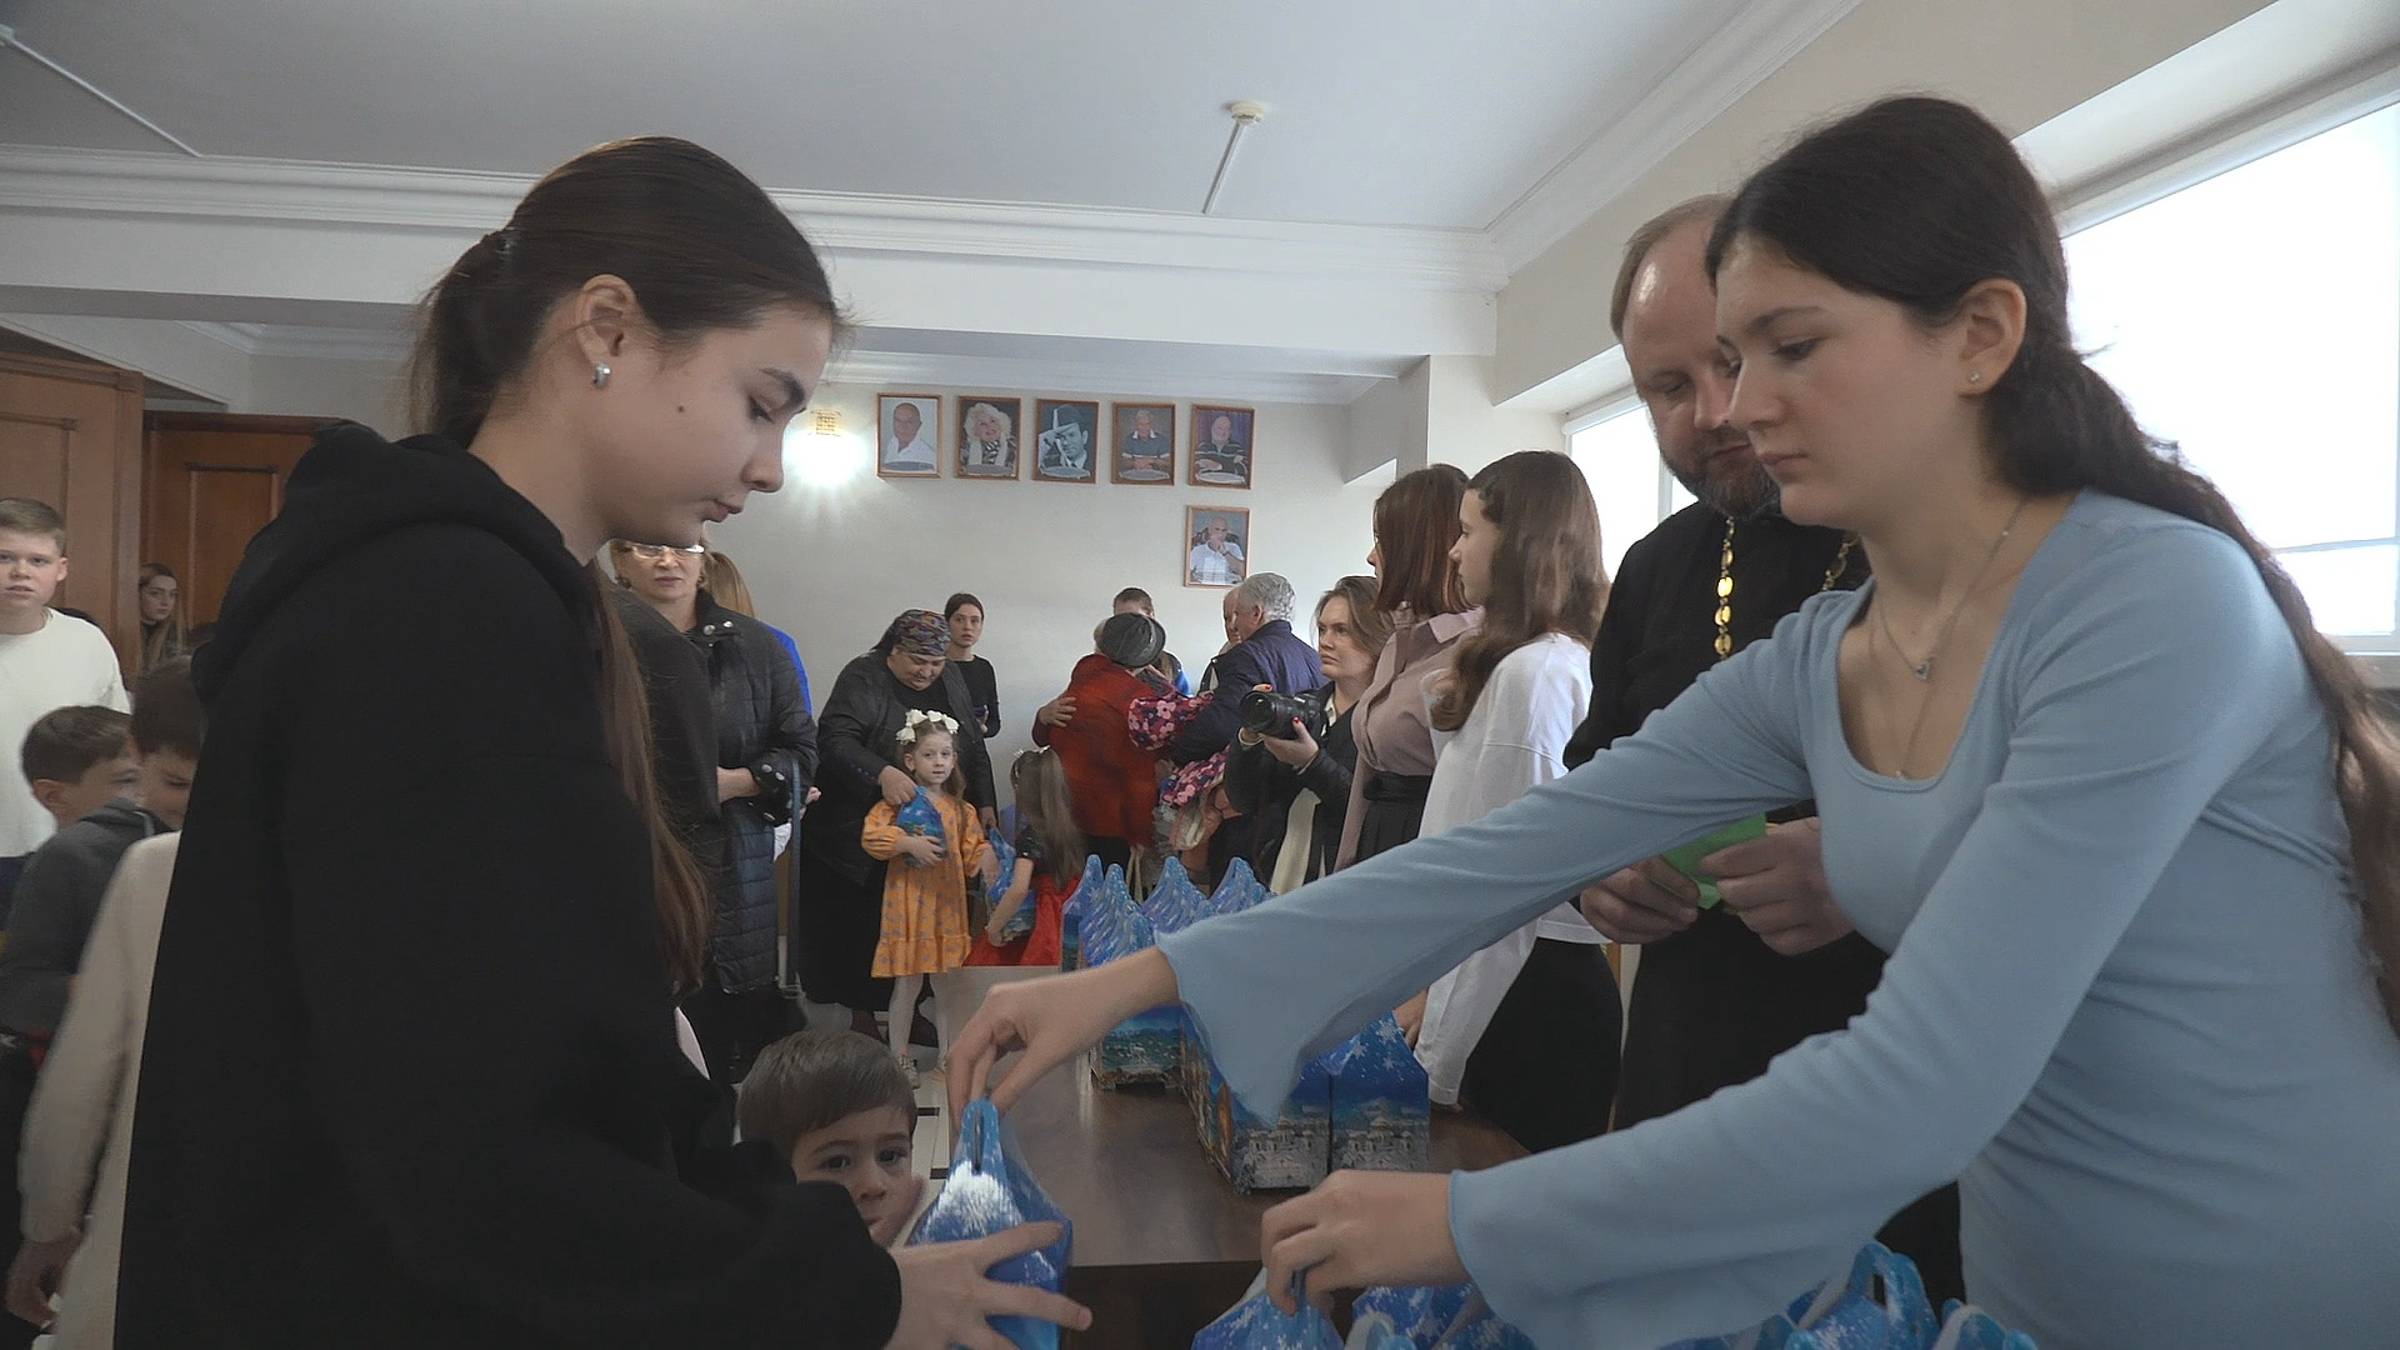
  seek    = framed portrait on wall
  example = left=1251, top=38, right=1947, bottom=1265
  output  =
left=875, top=394, right=941, bottom=478
left=1031, top=399, right=1100, bottom=484
left=1111, top=402, right=1176, bottom=484
left=955, top=396, right=1024, bottom=480
left=1189, top=405, right=1254, bottom=489
left=1184, top=505, right=1251, bottom=589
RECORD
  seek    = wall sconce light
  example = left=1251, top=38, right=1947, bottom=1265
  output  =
left=786, top=407, right=865, bottom=487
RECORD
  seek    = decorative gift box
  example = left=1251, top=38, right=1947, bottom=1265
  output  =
left=1195, top=1040, right=1331, bottom=1193
left=1325, top=1013, right=1431, bottom=1175
left=1144, top=856, right=1210, bottom=936
left=1056, top=854, right=1102, bottom=971
left=1081, top=865, right=1180, bottom=1087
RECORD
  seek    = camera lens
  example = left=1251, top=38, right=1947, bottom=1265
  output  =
left=1240, top=689, right=1308, bottom=739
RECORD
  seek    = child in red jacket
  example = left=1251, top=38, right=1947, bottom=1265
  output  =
left=965, top=749, right=1086, bottom=967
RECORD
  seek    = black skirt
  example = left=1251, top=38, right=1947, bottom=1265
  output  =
left=795, top=848, right=891, bottom=1011
left=1458, top=939, right=1620, bottom=1154
left=1614, top=908, right=1883, bottom=1127
left=1350, top=770, right=1433, bottom=866
left=1615, top=908, right=1966, bottom=1304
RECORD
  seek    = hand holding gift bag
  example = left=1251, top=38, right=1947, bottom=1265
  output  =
left=895, top=785, right=949, bottom=868
left=909, top=1099, right=1073, bottom=1349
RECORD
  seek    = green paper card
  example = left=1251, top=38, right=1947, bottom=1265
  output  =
left=1663, top=815, right=1768, bottom=909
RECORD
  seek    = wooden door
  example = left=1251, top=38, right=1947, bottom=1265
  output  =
left=142, top=413, right=328, bottom=627
left=0, top=352, right=145, bottom=667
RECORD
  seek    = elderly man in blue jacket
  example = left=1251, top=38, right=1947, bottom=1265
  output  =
left=1172, top=573, right=1326, bottom=873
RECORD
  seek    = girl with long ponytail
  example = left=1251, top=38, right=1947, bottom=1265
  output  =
left=121, top=137, right=1084, bottom=1349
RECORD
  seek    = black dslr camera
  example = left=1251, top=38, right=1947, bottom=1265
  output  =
left=1239, top=688, right=1323, bottom=742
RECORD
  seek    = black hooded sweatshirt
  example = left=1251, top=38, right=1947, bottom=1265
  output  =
left=117, top=425, right=900, bottom=1348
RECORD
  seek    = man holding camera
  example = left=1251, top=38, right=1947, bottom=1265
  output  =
left=1171, top=575, right=1326, bottom=871
left=1169, top=575, right=1325, bottom=764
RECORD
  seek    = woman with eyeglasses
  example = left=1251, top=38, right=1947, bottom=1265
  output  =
left=610, top=538, right=816, bottom=1087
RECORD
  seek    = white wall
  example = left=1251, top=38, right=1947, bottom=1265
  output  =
left=1342, top=356, right=1567, bottom=483
left=1425, top=355, right=1567, bottom=475
left=710, top=382, right=1384, bottom=778
left=1343, top=361, right=1429, bottom=481
left=239, top=354, right=407, bottom=429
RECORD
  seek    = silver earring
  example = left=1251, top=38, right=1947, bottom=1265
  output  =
left=1967, top=370, right=1983, bottom=384
left=592, top=362, right=611, bottom=389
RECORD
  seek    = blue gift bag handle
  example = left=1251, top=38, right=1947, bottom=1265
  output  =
left=1787, top=1242, right=1939, bottom=1348
left=1929, top=1302, right=2040, bottom=1350
left=951, top=1099, right=1072, bottom=1349
left=956, top=1098, right=1005, bottom=1177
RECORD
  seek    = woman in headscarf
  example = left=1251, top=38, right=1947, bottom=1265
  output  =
left=797, top=610, right=996, bottom=1020
left=1030, top=612, right=1173, bottom=870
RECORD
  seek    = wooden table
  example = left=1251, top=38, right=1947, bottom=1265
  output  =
left=999, top=1051, right=1526, bottom=1349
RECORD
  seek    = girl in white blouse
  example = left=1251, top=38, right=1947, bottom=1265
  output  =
left=1408, top=450, right=1617, bottom=1151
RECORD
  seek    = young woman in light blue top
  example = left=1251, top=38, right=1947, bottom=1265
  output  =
left=953, top=96, right=2400, bottom=1349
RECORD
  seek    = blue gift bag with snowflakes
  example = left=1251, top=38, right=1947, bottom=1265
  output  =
left=1193, top=1273, right=1342, bottom=1350
left=893, top=786, right=947, bottom=866
left=907, top=1099, right=1072, bottom=1349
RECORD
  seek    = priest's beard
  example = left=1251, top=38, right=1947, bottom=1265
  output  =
left=1669, top=432, right=1783, bottom=521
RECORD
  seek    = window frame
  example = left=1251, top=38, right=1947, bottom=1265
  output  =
left=2058, top=76, right=2400, bottom=653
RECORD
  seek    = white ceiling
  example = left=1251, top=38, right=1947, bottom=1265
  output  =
left=0, top=0, right=1752, bottom=230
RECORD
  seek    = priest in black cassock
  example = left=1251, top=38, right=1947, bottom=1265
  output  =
left=1564, top=197, right=1962, bottom=1303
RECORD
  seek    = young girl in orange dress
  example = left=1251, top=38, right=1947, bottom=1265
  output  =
left=862, top=712, right=992, bottom=1079
left=965, top=747, right=1088, bottom=968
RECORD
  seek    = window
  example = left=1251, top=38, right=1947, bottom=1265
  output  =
left=2065, top=100, right=2400, bottom=644
left=1570, top=403, right=1670, bottom=579
left=1571, top=402, right=1697, bottom=580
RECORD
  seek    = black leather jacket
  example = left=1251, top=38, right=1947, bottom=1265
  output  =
left=686, top=589, right=817, bottom=991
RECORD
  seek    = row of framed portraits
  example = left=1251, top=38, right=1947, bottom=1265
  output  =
left=876, top=394, right=1257, bottom=489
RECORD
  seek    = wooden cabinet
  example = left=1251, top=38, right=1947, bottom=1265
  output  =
left=142, top=413, right=328, bottom=628
left=0, top=352, right=145, bottom=667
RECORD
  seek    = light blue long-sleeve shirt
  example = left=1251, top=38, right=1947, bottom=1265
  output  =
left=1158, top=493, right=2400, bottom=1348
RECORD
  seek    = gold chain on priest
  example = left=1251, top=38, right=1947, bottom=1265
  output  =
left=1713, top=518, right=1859, bottom=662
